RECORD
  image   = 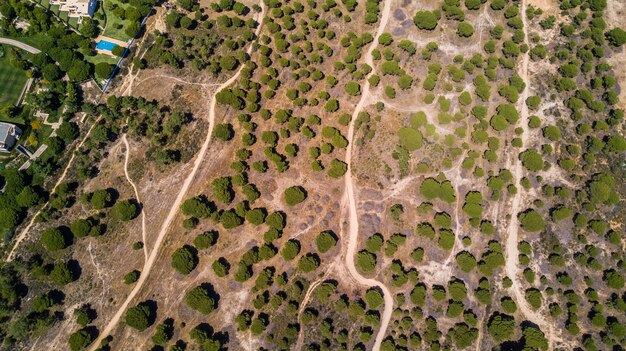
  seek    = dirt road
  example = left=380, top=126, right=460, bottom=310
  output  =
left=0, top=37, right=41, bottom=53
left=122, top=134, right=148, bottom=261
left=342, top=0, right=393, bottom=350
left=504, top=0, right=554, bottom=348
left=87, top=4, right=265, bottom=349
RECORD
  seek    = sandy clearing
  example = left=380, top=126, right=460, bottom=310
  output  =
left=87, top=3, right=266, bottom=349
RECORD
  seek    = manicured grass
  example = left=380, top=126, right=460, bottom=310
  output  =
left=50, top=4, right=61, bottom=15
left=85, top=53, right=119, bottom=65
left=102, top=0, right=133, bottom=41
left=68, top=17, right=79, bottom=29
left=0, top=45, right=28, bottom=107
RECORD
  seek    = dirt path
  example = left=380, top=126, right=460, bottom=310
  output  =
left=504, top=0, right=554, bottom=348
left=342, top=1, right=393, bottom=350
left=0, top=37, right=41, bottom=53
left=87, top=4, right=265, bottom=349
left=121, top=134, right=148, bottom=261
left=293, top=278, right=325, bottom=351
left=5, top=117, right=103, bottom=262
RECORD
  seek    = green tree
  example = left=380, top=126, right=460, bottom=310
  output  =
left=413, top=10, right=439, bottom=30
left=94, top=62, right=114, bottom=79
left=356, top=251, right=377, bottom=272
left=50, top=261, right=77, bottom=285
left=298, top=253, right=320, bottom=273
left=281, top=240, right=300, bottom=260
left=194, top=231, right=217, bottom=249
left=185, top=283, right=218, bottom=315
left=284, top=186, right=307, bottom=206
left=457, top=22, right=474, bottom=37
left=41, top=227, right=69, bottom=251
left=213, top=123, right=234, bottom=141
left=68, top=328, right=95, bottom=351
left=606, top=28, right=626, bottom=47
left=90, top=189, right=113, bottom=209
left=487, top=313, right=515, bottom=342
left=315, top=231, right=338, bottom=253
left=181, top=196, right=212, bottom=218
left=171, top=246, right=198, bottom=275
left=125, top=302, right=155, bottom=331
left=112, top=200, right=138, bottom=221
left=211, top=177, right=234, bottom=204
left=519, top=149, right=543, bottom=171
left=519, top=209, right=545, bottom=232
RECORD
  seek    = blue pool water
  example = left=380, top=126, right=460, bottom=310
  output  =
left=96, top=40, right=118, bottom=51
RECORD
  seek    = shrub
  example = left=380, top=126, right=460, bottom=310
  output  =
left=284, top=186, right=307, bottom=206
left=125, top=302, right=155, bottom=331
left=603, top=269, right=625, bottom=289
left=171, top=246, right=198, bottom=275
left=316, top=231, right=338, bottom=253
left=186, top=283, right=218, bottom=315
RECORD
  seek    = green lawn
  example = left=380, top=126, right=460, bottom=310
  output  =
left=84, top=52, right=119, bottom=65
left=68, top=17, right=79, bottom=29
left=0, top=45, right=28, bottom=107
left=102, top=0, right=132, bottom=41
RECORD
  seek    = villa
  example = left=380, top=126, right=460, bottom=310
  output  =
left=0, top=122, right=22, bottom=152
left=49, top=0, right=97, bottom=22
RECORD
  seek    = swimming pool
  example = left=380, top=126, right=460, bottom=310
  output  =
left=96, top=40, right=118, bottom=51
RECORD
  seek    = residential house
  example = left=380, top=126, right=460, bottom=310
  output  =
left=49, top=0, right=97, bottom=22
left=0, top=122, right=22, bottom=152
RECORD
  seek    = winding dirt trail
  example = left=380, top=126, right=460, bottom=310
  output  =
left=121, top=134, right=148, bottom=261
left=293, top=277, right=325, bottom=351
left=87, top=4, right=265, bottom=349
left=342, top=0, right=393, bottom=350
left=6, top=117, right=103, bottom=262
left=504, top=0, right=554, bottom=348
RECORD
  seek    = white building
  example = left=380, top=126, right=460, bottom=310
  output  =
left=49, top=0, right=97, bottom=22
left=0, top=122, right=22, bottom=152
